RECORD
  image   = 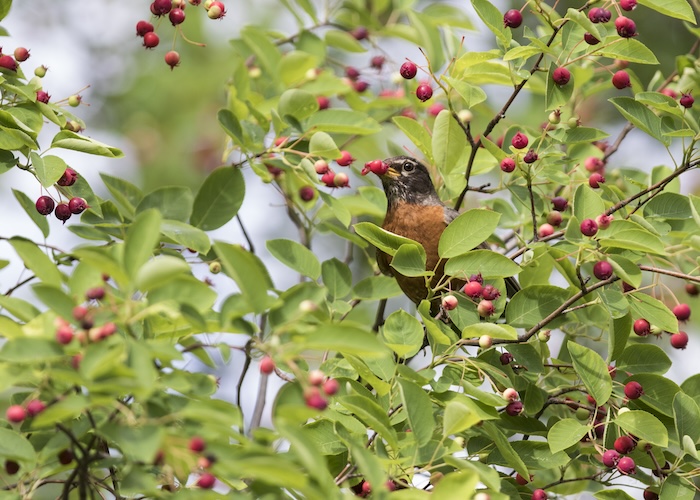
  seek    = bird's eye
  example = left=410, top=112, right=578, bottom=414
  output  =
left=403, top=161, right=415, bottom=172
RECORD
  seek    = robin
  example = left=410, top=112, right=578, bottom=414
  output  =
left=371, top=155, right=518, bottom=314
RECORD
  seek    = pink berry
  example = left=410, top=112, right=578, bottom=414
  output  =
left=308, top=370, right=325, bottom=386
left=503, top=9, right=523, bottom=28
left=620, top=0, right=637, bottom=10
left=589, top=172, right=605, bottom=188
left=531, top=490, right=547, bottom=500
left=661, top=88, right=678, bottom=99
left=505, top=401, right=523, bottom=416
left=370, top=55, right=385, bottom=70
left=400, top=61, right=417, bottom=79
left=136, top=20, right=154, bottom=36
left=26, top=399, right=46, bottom=417
left=633, top=319, right=650, bottom=336
left=13, top=47, right=30, bottom=62
left=617, top=456, right=636, bottom=475
left=481, top=285, right=500, bottom=301
left=197, top=472, right=216, bottom=488
left=511, top=132, right=529, bottom=149
left=612, top=70, right=631, bottom=89
left=615, top=16, right=636, bottom=38
left=35, top=196, right=55, bottom=216
left=593, top=261, right=613, bottom=280
left=416, top=83, right=433, bottom=102
left=596, top=214, right=613, bottom=229
left=503, top=388, right=519, bottom=402
left=552, top=67, right=571, bottom=86
left=463, top=280, right=483, bottom=298
left=56, top=325, right=74, bottom=344
left=169, top=8, right=185, bottom=25
left=614, top=435, right=636, bottom=454
left=36, top=90, right=50, bottom=104
left=143, top=32, right=160, bottom=49
left=260, top=356, right=275, bottom=374
left=428, top=103, right=445, bottom=116
left=320, top=171, right=335, bottom=187
left=500, top=157, right=516, bottom=173
left=55, top=203, right=72, bottom=223
left=673, top=303, right=691, bottom=321
left=680, top=93, right=694, bottom=109
left=538, top=223, right=555, bottom=238
left=624, top=381, right=643, bottom=400
left=6, top=405, right=26, bottom=423
left=523, top=149, right=538, bottom=163
left=57, top=167, right=78, bottom=186
left=478, top=335, right=493, bottom=348
left=68, top=197, right=88, bottom=214
left=336, top=150, right=354, bottom=166
left=164, top=51, right=180, bottom=70
left=316, top=96, right=330, bottom=109
left=189, top=436, right=206, bottom=453
left=546, top=211, right=562, bottom=226
left=500, top=352, right=514, bottom=365
left=442, top=295, right=458, bottom=311
left=323, top=378, right=339, bottom=396
left=602, top=449, right=620, bottom=467
left=584, top=33, right=600, bottom=45
left=0, top=55, right=17, bottom=71
left=305, top=388, right=328, bottom=410
left=314, top=160, right=329, bottom=174
left=552, top=196, right=568, bottom=211
left=477, top=300, right=495, bottom=317
left=670, top=331, right=688, bottom=349
left=580, top=218, right=598, bottom=237
left=299, top=186, right=315, bottom=202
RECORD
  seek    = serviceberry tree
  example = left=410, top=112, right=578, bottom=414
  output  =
left=0, top=0, right=699, bottom=498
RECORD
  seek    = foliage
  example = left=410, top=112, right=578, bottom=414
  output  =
left=0, top=0, right=699, bottom=498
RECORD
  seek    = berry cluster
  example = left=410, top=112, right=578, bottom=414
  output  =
left=632, top=301, right=691, bottom=350
left=34, top=167, right=89, bottom=224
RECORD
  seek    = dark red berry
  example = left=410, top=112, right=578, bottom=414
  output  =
left=416, top=83, right=433, bottom=102
left=469, top=273, right=484, bottom=284
left=143, top=32, right=160, bottom=49
left=500, top=352, right=514, bottom=365
left=353, top=80, right=369, bottom=93
left=633, top=319, right=650, bottom=336
left=86, top=287, right=105, bottom=300
left=589, top=172, right=605, bottom=188
left=580, top=218, right=598, bottom=237
left=673, top=303, right=691, bottom=321
left=299, top=186, right=315, bottom=202
left=13, top=47, right=30, bottom=62
left=68, top=197, right=88, bottom=214
left=36, top=90, right=50, bottom=104
left=320, top=171, right=335, bottom=187
left=643, top=488, right=659, bottom=500
left=670, top=331, right=689, bottom=349
left=151, top=0, right=172, bottom=16
left=4, top=460, right=19, bottom=475
left=624, top=381, right=643, bottom=400
left=584, top=33, right=600, bottom=45
left=305, top=388, right=328, bottom=410
left=685, top=283, right=699, bottom=296
left=345, top=66, right=360, bottom=80
left=615, top=16, right=636, bottom=37
left=620, top=0, right=637, bottom=10
left=400, top=61, right=418, bottom=79
left=552, top=67, right=571, bottom=86
left=523, top=149, right=538, bottom=163
left=26, top=399, right=46, bottom=417
left=593, top=261, right=613, bottom=280
left=602, top=449, right=620, bottom=467
left=481, top=285, right=500, bottom=300
left=189, top=436, right=206, bottom=453
left=136, top=20, right=154, bottom=36
left=350, top=26, right=369, bottom=40
left=505, top=401, right=523, bottom=416
left=370, top=55, right=385, bottom=70
left=169, top=8, right=185, bottom=25
left=614, top=435, right=636, bottom=454
left=164, top=51, right=180, bottom=70
left=58, top=449, right=74, bottom=465
left=503, top=9, right=523, bottom=28
left=197, top=472, right=216, bottom=489
left=57, top=168, right=78, bottom=186
left=56, top=325, right=74, bottom=344
left=612, top=70, right=631, bottom=89
left=500, top=157, right=516, bottom=173
left=589, top=8, right=611, bottom=23
left=511, top=132, right=528, bottom=149
left=585, top=156, right=605, bottom=172
left=54, top=203, right=71, bottom=223
left=680, top=93, right=694, bottom=108
left=0, top=54, right=17, bottom=71
left=552, top=197, right=568, bottom=211
left=617, top=456, right=636, bottom=474
left=35, top=196, right=55, bottom=215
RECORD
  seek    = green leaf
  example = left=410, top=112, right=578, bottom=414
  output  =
left=443, top=400, right=482, bottom=436
left=305, top=109, right=382, bottom=135
left=396, top=378, right=435, bottom=446
left=568, top=342, right=613, bottom=405
left=136, top=186, right=193, bottom=222
left=573, top=184, right=605, bottom=222
left=627, top=292, right=678, bottom=333
left=442, top=76, right=487, bottom=108
left=392, top=116, right=433, bottom=162
left=266, top=238, right=321, bottom=279
left=321, top=257, right=351, bottom=299
left=0, top=428, right=36, bottom=465
left=382, top=310, right=424, bottom=358
left=608, top=255, right=642, bottom=288
left=660, top=473, right=696, bottom=500
left=218, top=108, right=244, bottom=145
left=391, top=244, right=430, bottom=277
left=615, top=410, right=668, bottom=447
left=627, top=374, right=680, bottom=417
left=438, top=209, right=500, bottom=258
left=100, top=173, right=143, bottom=218
left=565, top=8, right=602, bottom=40
left=0, top=337, right=63, bottom=363
left=32, top=153, right=67, bottom=188
left=352, top=275, right=403, bottom=300
left=240, top=25, right=282, bottom=74
left=324, top=29, right=366, bottom=52
left=135, top=256, right=191, bottom=292
left=160, top=220, right=211, bottom=254
left=444, top=250, right=521, bottom=279
left=339, top=394, right=398, bottom=449
left=594, top=490, right=636, bottom=500
left=278, top=89, right=319, bottom=121
left=303, top=325, right=390, bottom=358
left=0, top=0, right=12, bottom=23
left=547, top=418, right=590, bottom=454
left=308, top=131, right=340, bottom=159
left=593, top=37, right=659, bottom=64
left=461, top=322, right=517, bottom=340
left=101, top=424, right=163, bottom=464
left=644, top=192, right=692, bottom=219
left=617, top=344, right=671, bottom=374
left=481, top=422, right=529, bottom=479
left=471, top=0, right=511, bottom=46
left=431, top=470, right=479, bottom=498
left=9, top=237, right=62, bottom=287
left=123, top=209, right=162, bottom=280
left=609, top=97, right=666, bottom=144
left=213, top=242, right=273, bottom=313
left=12, top=188, right=49, bottom=238
left=638, top=0, right=696, bottom=23
left=276, top=422, right=337, bottom=495
left=599, top=229, right=666, bottom=255
left=354, top=221, right=423, bottom=256
left=50, top=130, right=123, bottom=157
left=0, top=296, right=40, bottom=322
left=32, top=284, right=75, bottom=319
left=432, top=110, right=465, bottom=175
left=190, top=167, right=245, bottom=231
left=673, top=392, right=700, bottom=444
left=506, top=285, right=575, bottom=329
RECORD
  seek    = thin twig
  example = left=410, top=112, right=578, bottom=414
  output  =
left=236, top=215, right=255, bottom=254
left=639, top=265, right=700, bottom=284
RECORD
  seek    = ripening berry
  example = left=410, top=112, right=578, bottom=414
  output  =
left=428, top=103, right=445, bottom=116
left=584, top=157, right=605, bottom=172
left=502, top=388, right=519, bottom=402
left=316, top=96, right=330, bottom=109
left=633, top=318, right=651, bottom=336
left=620, top=0, right=637, bottom=10
left=367, top=159, right=389, bottom=176
left=416, top=83, right=433, bottom=102
left=617, top=456, right=636, bottom=475
left=189, top=436, right=206, bottom=453
left=36, top=90, right=50, bottom=104
left=503, top=9, right=523, bottom=28
left=68, top=197, right=88, bottom=214
left=515, top=473, right=530, bottom=485
left=299, top=186, right=315, bottom=202
left=352, top=80, right=369, bottom=93
left=305, top=388, right=328, bottom=410
left=477, top=300, right=495, bottom=318
left=552, top=67, right=571, bottom=86
left=350, top=26, right=369, bottom=40
left=602, top=449, right=620, bottom=467
left=164, top=51, right=180, bottom=70
left=505, top=401, right=523, bottom=416
left=670, top=331, right=688, bottom=349
left=673, top=303, right=691, bottom=321
left=86, top=287, right=105, bottom=300
left=612, top=70, right=631, bottom=89
left=463, top=280, right=483, bottom=298
left=481, top=285, right=500, bottom=301
left=207, top=1, right=226, bottom=19
left=197, top=472, right=216, bottom=488
left=580, top=218, right=598, bottom=237
left=169, top=8, right=185, bottom=25
left=334, top=172, right=350, bottom=187
left=323, top=378, right=339, bottom=396
left=442, top=295, right=458, bottom=311
left=314, top=160, right=329, bottom=174
left=260, top=356, right=275, bottom=374
left=615, top=16, right=636, bottom=37
left=589, top=172, right=605, bottom=188
left=320, top=171, right=335, bottom=187
left=26, top=399, right=46, bottom=417
left=551, top=196, right=568, bottom=211
left=400, top=61, right=418, bottom=79
left=511, top=131, right=529, bottom=149
left=345, top=66, right=360, bottom=80
left=500, top=157, right=516, bottom=173
left=478, top=334, right=493, bottom=348
left=531, top=490, right=547, bottom=500
left=589, top=7, right=611, bottom=23
left=596, top=213, right=613, bottom=229
left=546, top=211, right=562, bottom=227
left=624, top=381, right=643, bottom=400
left=56, top=325, right=74, bottom=344
left=336, top=150, right=354, bottom=166
left=13, top=47, right=30, bottom=62
left=370, top=55, right=385, bottom=70
left=538, top=223, right=555, bottom=238
left=680, top=93, right=694, bottom=108
left=614, top=435, right=636, bottom=454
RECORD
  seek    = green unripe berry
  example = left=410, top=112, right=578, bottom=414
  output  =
left=68, top=95, right=81, bottom=107
left=209, top=262, right=221, bottom=274
left=34, top=65, right=48, bottom=77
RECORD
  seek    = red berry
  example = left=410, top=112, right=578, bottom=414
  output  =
left=505, top=401, right=523, bottom=416
left=197, top=472, right=216, bottom=489
left=189, top=436, right=206, bottom=453
left=26, top=399, right=45, bottom=417
left=68, top=197, right=88, bottom=214
left=596, top=213, right=613, bottom=229
left=57, top=167, right=78, bottom=186
left=428, top=102, right=445, bottom=116
left=477, top=300, right=495, bottom=317
left=538, top=223, right=554, bottom=238
left=73, top=306, right=88, bottom=321
left=633, top=318, right=651, bottom=336
left=35, top=196, right=55, bottom=216
left=299, top=186, right=315, bottom=202
left=36, top=90, right=50, bottom=104
left=164, top=51, right=180, bottom=70
left=552, top=67, right=571, bottom=86
left=321, top=171, right=336, bottom=187
left=323, top=378, right=339, bottom=396
left=511, top=132, right=529, bottom=149
left=6, top=405, right=26, bottom=423
left=365, top=159, right=388, bottom=176
left=351, top=26, right=369, bottom=40
left=589, top=172, right=605, bottom=188
left=305, top=389, right=328, bottom=410
left=169, top=8, right=185, bottom=25
left=500, top=157, right=516, bottom=173
left=617, top=456, right=636, bottom=474
left=584, top=33, right=600, bottom=45
left=670, top=331, right=689, bottom=349
left=593, top=261, right=613, bottom=280
left=612, top=70, right=631, bottom=89
left=13, top=47, right=30, bottom=62
left=58, top=449, right=74, bottom=465
left=337, top=150, right=354, bottom=166
left=316, top=96, right=330, bottom=109
left=345, top=66, right=360, bottom=80
left=620, top=0, right=637, bottom=10
left=143, top=32, right=160, bottom=49
left=4, top=460, right=19, bottom=475
left=370, top=55, right=385, bottom=70
left=86, top=287, right=105, bottom=300
left=685, top=283, right=699, bottom=295
left=523, top=149, right=538, bottom=164
left=584, top=156, right=605, bottom=172
left=400, top=61, right=418, bottom=79
left=552, top=196, right=568, bottom=211
left=55, top=203, right=72, bottom=223
left=481, top=285, right=500, bottom=301
left=500, top=352, right=514, bottom=365
left=615, top=16, right=636, bottom=37
left=353, top=80, right=369, bottom=93
left=580, top=218, right=598, bottom=237
left=614, top=435, right=636, bottom=454
left=673, top=303, right=691, bottom=321
left=151, top=0, right=172, bottom=16
left=503, top=9, right=523, bottom=28
left=441, top=295, right=458, bottom=311
left=136, top=20, right=154, bottom=36
left=661, top=88, right=678, bottom=98
left=56, top=325, right=74, bottom=344
left=546, top=211, right=562, bottom=226
left=0, top=55, right=17, bottom=71
left=463, top=280, right=483, bottom=298
left=361, top=480, right=372, bottom=495
left=680, top=93, right=694, bottom=109
left=416, top=83, right=433, bottom=102
left=260, top=356, right=275, bottom=374
left=602, top=449, right=621, bottom=467
left=531, top=489, right=547, bottom=500
left=589, top=8, right=611, bottom=23
left=643, top=488, right=659, bottom=500
left=624, top=381, right=643, bottom=400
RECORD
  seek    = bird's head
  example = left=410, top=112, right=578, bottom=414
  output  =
left=366, top=156, right=441, bottom=208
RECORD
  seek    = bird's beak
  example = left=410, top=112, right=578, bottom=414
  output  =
left=384, top=166, right=400, bottom=179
